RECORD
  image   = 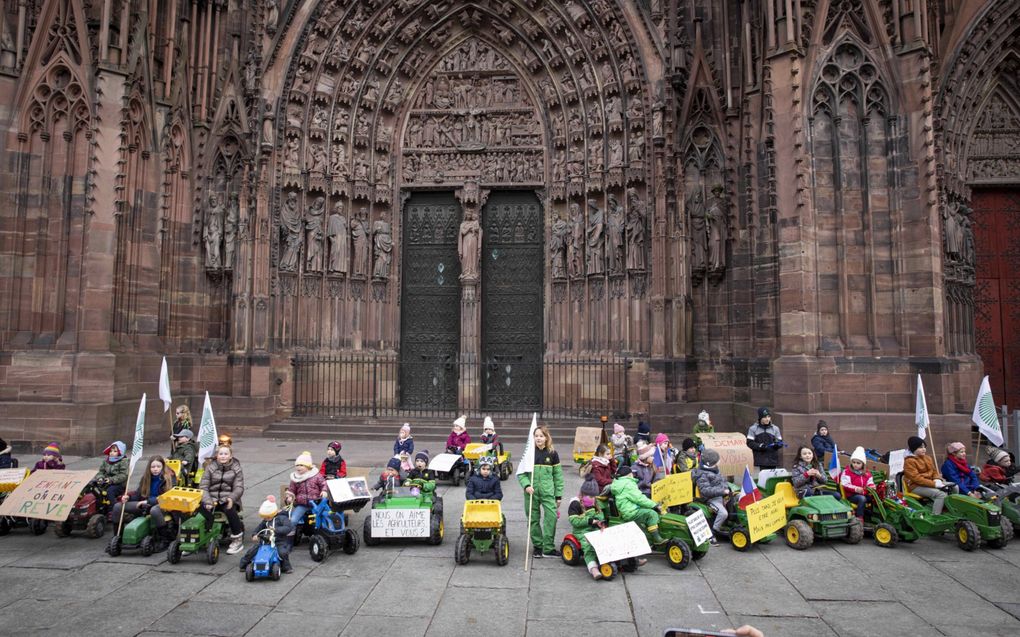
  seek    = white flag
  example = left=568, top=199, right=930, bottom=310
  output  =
left=516, top=413, right=538, bottom=477
left=197, top=391, right=219, bottom=464
left=129, top=394, right=146, bottom=476
left=971, top=376, right=1004, bottom=447
left=915, top=374, right=930, bottom=440
left=158, top=356, right=172, bottom=413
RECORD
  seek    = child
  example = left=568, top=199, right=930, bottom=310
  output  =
left=32, top=442, right=65, bottom=472
left=791, top=446, right=828, bottom=498
left=0, top=437, right=13, bottom=469
left=610, top=423, right=633, bottom=466
left=839, top=446, right=875, bottom=519
left=480, top=417, right=502, bottom=455
left=374, top=457, right=403, bottom=492
left=111, top=455, right=177, bottom=549
left=518, top=424, right=564, bottom=558
left=653, top=433, right=677, bottom=478
left=568, top=476, right=609, bottom=580
left=811, top=420, right=836, bottom=468
left=635, top=420, right=652, bottom=445
left=168, top=429, right=197, bottom=482
left=941, top=442, right=983, bottom=499
left=589, top=444, right=618, bottom=491
left=405, top=450, right=435, bottom=481
left=284, top=451, right=328, bottom=530
left=95, top=441, right=129, bottom=502
left=695, top=449, right=731, bottom=542
left=676, top=438, right=698, bottom=473
left=239, top=495, right=294, bottom=574
left=394, top=424, right=414, bottom=472
left=631, top=442, right=656, bottom=497
left=447, top=416, right=471, bottom=454
left=465, top=456, right=503, bottom=500
left=170, top=404, right=192, bottom=454
left=198, top=444, right=245, bottom=554
left=982, top=448, right=1018, bottom=485
left=610, top=466, right=665, bottom=544
left=904, top=436, right=957, bottom=515
left=692, top=410, right=715, bottom=450
left=746, top=407, right=783, bottom=470
left=320, top=441, right=347, bottom=479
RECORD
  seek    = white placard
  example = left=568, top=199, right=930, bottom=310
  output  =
left=756, top=468, right=790, bottom=489
left=888, top=449, right=906, bottom=478
left=327, top=477, right=372, bottom=504
left=0, top=468, right=28, bottom=486
left=686, top=509, right=714, bottom=547
left=428, top=453, right=461, bottom=473
left=371, top=508, right=431, bottom=538
left=583, top=521, right=652, bottom=564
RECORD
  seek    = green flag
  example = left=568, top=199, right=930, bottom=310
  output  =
left=971, top=376, right=1003, bottom=447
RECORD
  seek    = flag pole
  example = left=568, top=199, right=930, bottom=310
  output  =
left=524, top=490, right=533, bottom=573
left=115, top=465, right=135, bottom=537
left=926, top=421, right=939, bottom=468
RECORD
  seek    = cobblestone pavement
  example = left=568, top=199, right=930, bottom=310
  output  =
left=1, top=436, right=1018, bottom=637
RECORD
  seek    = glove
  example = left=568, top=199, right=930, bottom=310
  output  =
left=934, top=480, right=945, bottom=488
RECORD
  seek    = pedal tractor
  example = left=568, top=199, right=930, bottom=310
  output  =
left=0, top=467, right=47, bottom=536
left=463, top=443, right=513, bottom=482
left=686, top=483, right=776, bottom=551
left=302, top=497, right=361, bottom=562
left=593, top=491, right=709, bottom=570
left=430, top=451, right=473, bottom=486
left=560, top=511, right=642, bottom=580
left=892, top=472, right=1010, bottom=550
left=160, top=487, right=235, bottom=565
left=363, top=478, right=444, bottom=546
left=572, top=416, right=614, bottom=466
left=164, top=459, right=203, bottom=489
left=246, top=526, right=282, bottom=582
left=54, top=480, right=114, bottom=539
left=761, top=476, right=863, bottom=550
left=106, top=505, right=177, bottom=557
left=455, top=499, right=509, bottom=566
left=980, top=483, right=1020, bottom=535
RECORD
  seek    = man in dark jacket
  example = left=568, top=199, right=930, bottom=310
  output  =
left=746, top=407, right=783, bottom=469
left=465, top=457, right=503, bottom=500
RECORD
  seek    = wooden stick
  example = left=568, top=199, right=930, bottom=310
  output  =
left=926, top=422, right=940, bottom=469
left=115, top=465, right=135, bottom=537
left=524, top=489, right=533, bottom=572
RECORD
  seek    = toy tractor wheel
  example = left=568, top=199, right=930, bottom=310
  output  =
left=455, top=533, right=471, bottom=565
left=245, top=563, right=255, bottom=582
left=785, top=520, right=814, bottom=550
left=86, top=513, right=106, bottom=539
left=665, top=539, right=692, bottom=570
left=106, top=535, right=123, bottom=557
left=0, top=517, right=11, bottom=536
left=955, top=519, right=981, bottom=551
left=730, top=526, right=751, bottom=552
left=206, top=539, right=220, bottom=564
left=873, top=523, right=898, bottom=548
left=495, top=535, right=510, bottom=566
left=452, top=470, right=462, bottom=487
left=54, top=520, right=72, bottom=538
left=429, top=513, right=444, bottom=545
left=598, top=562, right=617, bottom=580
left=363, top=517, right=380, bottom=547
left=342, top=528, right=360, bottom=555
left=987, top=519, right=1012, bottom=550
left=140, top=535, right=155, bottom=557
left=845, top=518, right=864, bottom=544
left=29, top=519, right=48, bottom=535
left=309, top=535, right=329, bottom=562
left=270, top=562, right=281, bottom=581
left=167, top=540, right=183, bottom=564
left=560, top=538, right=582, bottom=566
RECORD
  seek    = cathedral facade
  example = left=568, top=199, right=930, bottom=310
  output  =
left=0, top=0, right=1017, bottom=451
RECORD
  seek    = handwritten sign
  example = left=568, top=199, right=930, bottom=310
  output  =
left=572, top=427, right=607, bottom=456
left=371, top=508, right=430, bottom=538
left=327, top=477, right=371, bottom=506
left=428, top=453, right=461, bottom=473
left=686, top=509, right=714, bottom=547
left=698, top=433, right=754, bottom=480
left=584, top=521, right=652, bottom=564
left=745, top=493, right=787, bottom=543
left=0, top=470, right=97, bottom=521
left=0, top=468, right=29, bottom=491
left=651, top=472, right=694, bottom=507
left=887, top=449, right=905, bottom=479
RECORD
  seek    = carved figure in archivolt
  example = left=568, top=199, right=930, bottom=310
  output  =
left=587, top=198, right=606, bottom=275
left=327, top=201, right=350, bottom=274
left=373, top=220, right=393, bottom=280
left=279, top=192, right=303, bottom=272
left=706, top=186, right=727, bottom=272
left=688, top=190, right=707, bottom=271
left=305, top=196, right=325, bottom=272
left=224, top=194, right=239, bottom=270
left=204, top=192, right=224, bottom=269
left=265, top=0, right=279, bottom=34
left=568, top=202, right=585, bottom=278
left=351, top=208, right=370, bottom=277
left=550, top=212, right=569, bottom=280
left=625, top=187, right=646, bottom=271
left=943, top=200, right=964, bottom=262
left=459, top=207, right=482, bottom=282
left=606, top=194, right=625, bottom=274
left=261, top=100, right=275, bottom=147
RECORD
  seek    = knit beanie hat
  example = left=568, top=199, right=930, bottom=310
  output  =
left=757, top=407, right=771, bottom=420
left=258, top=495, right=279, bottom=519
left=483, top=416, right=495, bottom=432
left=638, top=443, right=656, bottom=462
left=327, top=441, right=342, bottom=453
left=580, top=475, right=600, bottom=497
left=698, top=410, right=710, bottom=423
left=44, top=442, right=61, bottom=458
left=850, top=446, right=867, bottom=465
left=386, top=457, right=402, bottom=472
left=295, top=451, right=315, bottom=468
left=701, top=449, right=720, bottom=467
left=681, top=438, right=697, bottom=451
left=616, top=465, right=632, bottom=477
left=613, top=423, right=625, bottom=435
left=177, top=429, right=194, bottom=440
left=946, top=441, right=966, bottom=455
left=816, top=420, right=829, bottom=433
left=453, top=415, right=466, bottom=431
left=400, top=423, right=411, bottom=436
left=907, top=436, right=925, bottom=453
left=637, top=421, right=651, bottom=435
left=655, top=433, right=670, bottom=446
left=415, top=450, right=430, bottom=465
left=989, top=447, right=1009, bottom=464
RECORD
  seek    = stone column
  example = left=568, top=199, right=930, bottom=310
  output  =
left=455, top=183, right=487, bottom=412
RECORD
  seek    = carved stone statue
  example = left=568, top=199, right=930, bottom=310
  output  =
left=458, top=207, right=482, bottom=282
left=327, top=201, right=350, bottom=274
left=606, top=194, right=625, bottom=274
left=586, top=198, right=605, bottom=275
left=372, top=220, right=393, bottom=280
left=305, top=196, right=325, bottom=272
left=261, top=100, right=275, bottom=148
left=351, top=207, right=370, bottom=277
left=279, top=191, right=303, bottom=272
left=609, top=138, right=624, bottom=167
left=375, top=156, right=390, bottom=184
left=568, top=202, right=585, bottom=278
left=652, top=100, right=664, bottom=137
left=705, top=186, right=727, bottom=272
left=943, top=200, right=964, bottom=261
left=204, top=192, right=224, bottom=269
left=625, top=187, right=646, bottom=271
left=224, top=193, right=239, bottom=269
left=688, top=190, right=707, bottom=272
left=550, top=213, right=569, bottom=280
left=285, top=137, right=300, bottom=171
left=265, top=0, right=279, bottom=35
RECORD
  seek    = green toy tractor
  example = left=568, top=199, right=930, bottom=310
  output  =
left=156, top=487, right=235, bottom=565
left=762, top=476, right=862, bottom=550
left=455, top=499, right=509, bottom=565
left=363, top=479, right=444, bottom=546
left=105, top=512, right=176, bottom=557
left=598, top=492, right=709, bottom=569
left=897, top=474, right=1010, bottom=550
left=685, top=482, right=776, bottom=551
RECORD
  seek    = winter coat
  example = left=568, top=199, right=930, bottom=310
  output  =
left=589, top=457, right=618, bottom=490
left=169, top=440, right=197, bottom=472
left=286, top=470, right=328, bottom=506
left=320, top=456, right=347, bottom=479
left=903, top=454, right=940, bottom=492
left=405, top=468, right=437, bottom=482
left=394, top=437, right=414, bottom=457
left=695, top=464, right=729, bottom=500
left=466, top=472, right=503, bottom=500
left=839, top=467, right=875, bottom=496
left=199, top=458, right=245, bottom=507
left=32, top=458, right=64, bottom=472
left=480, top=432, right=502, bottom=454
left=675, top=453, right=697, bottom=473
left=631, top=462, right=654, bottom=496
left=373, top=469, right=401, bottom=491
left=126, top=471, right=176, bottom=506
left=746, top=422, right=783, bottom=468
left=446, top=431, right=471, bottom=452
left=517, top=448, right=564, bottom=499
left=610, top=474, right=658, bottom=519
left=568, top=498, right=605, bottom=537
left=96, top=457, right=129, bottom=486
left=791, top=460, right=828, bottom=497
left=171, top=418, right=192, bottom=438
left=981, top=462, right=1018, bottom=485
left=255, top=511, right=294, bottom=542
left=811, top=434, right=836, bottom=465
left=0, top=443, right=12, bottom=469
left=941, top=458, right=982, bottom=495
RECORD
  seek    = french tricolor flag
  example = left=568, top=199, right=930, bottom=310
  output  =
left=738, top=466, right=763, bottom=510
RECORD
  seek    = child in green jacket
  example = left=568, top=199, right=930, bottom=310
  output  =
left=94, top=441, right=130, bottom=502
left=568, top=476, right=607, bottom=579
left=609, top=466, right=665, bottom=544
left=518, top=424, right=564, bottom=558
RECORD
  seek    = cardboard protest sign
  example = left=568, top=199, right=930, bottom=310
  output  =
left=650, top=472, right=694, bottom=507
left=686, top=509, right=714, bottom=547
left=327, top=477, right=372, bottom=505
left=371, top=508, right=430, bottom=538
left=887, top=450, right=906, bottom=478
left=572, top=427, right=607, bottom=458
left=428, top=453, right=462, bottom=473
left=697, top=433, right=754, bottom=480
left=746, top=492, right=787, bottom=543
left=0, top=468, right=29, bottom=491
left=0, top=470, right=97, bottom=521
left=584, top=521, right=652, bottom=564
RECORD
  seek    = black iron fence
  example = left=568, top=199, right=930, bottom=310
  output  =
left=292, top=354, right=630, bottom=420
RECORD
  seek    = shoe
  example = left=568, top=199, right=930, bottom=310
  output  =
left=709, top=537, right=719, bottom=546
left=588, top=566, right=602, bottom=580
left=238, top=562, right=248, bottom=572
left=543, top=548, right=558, bottom=557
left=282, top=562, right=294, bottom=574
left=226, top=533, right=244, bottom=555
left=635, top=558, right=648, bottom=567
left=532, top=547, right=543, bottom=558
left=649, top=532, right=666, bottom=545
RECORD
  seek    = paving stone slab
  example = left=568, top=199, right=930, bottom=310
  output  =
left=277, top=574, right=376, bottom=612
left=340, top=614, right=431, bottom=637
left=762, top=542, right=890, bottom=601
left=193, top=565, right=312, bottom=606
left=0, top=566, right=64, bottom=607
left=527, top=565, right=632, bottom=622
left=524, top=620, right=639, bottom=637
left=246, top=610, right=349, bottom=637
left=700, top=548, right=816, bottom=617
left=358, top=556, right=454, bottom=617
left=150, top=601, right=270, bottom=637
left=447, top=556, right=531, bottom=589
left=30, top=562, right=149, bottom=601
left=626, top=571, right=728, bottom=637
left=929, top=552, right=1020, bottom=604
left=731, top=615, right=837, bottom=637
left=815, top=601, right=944, bottom=636
left=425, top=586, right=528, bottom=637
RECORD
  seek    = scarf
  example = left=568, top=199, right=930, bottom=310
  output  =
left=108, top=455, right=124, bottom=464
left=149, top=474, right=164, bottom=499
left=949, top=454, right=972, bottom=475
left=290, top=468, right=319, bottom=483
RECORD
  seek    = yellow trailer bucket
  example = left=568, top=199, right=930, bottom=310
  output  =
left=157, top=487, right=204, bottom=514
left=461, top=499, right=503, bottom=529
